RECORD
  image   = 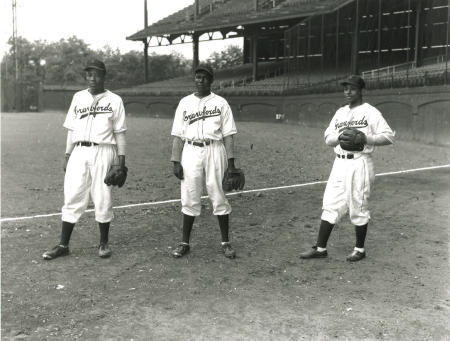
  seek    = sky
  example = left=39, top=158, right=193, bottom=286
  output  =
left=0, top=0, right=242, bottom=60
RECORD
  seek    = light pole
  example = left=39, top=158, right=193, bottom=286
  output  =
left=37, top=59, right=46, bottom=112
left=40, top=59, right=46, bottom=83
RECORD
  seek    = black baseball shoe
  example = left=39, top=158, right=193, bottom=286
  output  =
left=98, top=243, right=112, bottom=258
left=172, top=242, right=190, bottom=258
left=42, top=245, right=69, bottom=260
left=346, top=250, right=366, bottom=262
left=299, top=246, right=328, bottom=259
left=221, top=242, right=236, bottom=259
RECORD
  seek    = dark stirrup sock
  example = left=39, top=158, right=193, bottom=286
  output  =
left=316, top=219, right=335, bottom=248
left=217, top=214, right=230, bottom=243
left=98, top=222, right=110, bottom=245
left=60, top=221, right=75, bottom=246
left=182, top=214, right=195, bottom=244
left=355, top=224, right=368, bottom=249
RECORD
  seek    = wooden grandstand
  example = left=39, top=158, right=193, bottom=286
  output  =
left=124, top=0, right=450, bottom=96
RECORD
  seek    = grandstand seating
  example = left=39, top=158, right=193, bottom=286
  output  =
left=218, top=74, right=289, bottom=95
left=116, top=61, right=285, bottom=95
left=360, top=56, right=449, bottom=90
left=117, top=54, right=448, bottom=97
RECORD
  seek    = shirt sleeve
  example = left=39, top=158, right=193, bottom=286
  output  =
left=370, top=107, right=395, bottom=144
left=112, top=98, right=127, bottom=133
left=221, top=100, right=237, bottom=137
left=171, top=100, right=185, bottom=138
left=63, top=94, right=77, bottom=130
left=323, top=108, right=343, bottom=146
left=324, top=109, right=340, bottom=140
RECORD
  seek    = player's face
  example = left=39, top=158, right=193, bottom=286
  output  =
left=194, top=71, right=212, bottom=95
left=343, top=84, right=362, bottom=105
left=86, top=69, right=105, bottom=94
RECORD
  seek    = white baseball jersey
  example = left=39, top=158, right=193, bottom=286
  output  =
left=321, top=102, right=394, bottom=226
left=171, top=92, right=237, bottom=141
left=324, top=102, right=394, bottom=155
left=64, top=89, right=127, bottom=144
left=61, top=89, right=126, bottom=224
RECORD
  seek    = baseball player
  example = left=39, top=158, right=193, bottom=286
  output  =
left=300, top=75, right=395, bottom=262
left=42, top=59, right=127, bottom=260
left=170, top=64, right=238, bottom=259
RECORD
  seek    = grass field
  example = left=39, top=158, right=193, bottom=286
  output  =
left=1, top=112, right=450, bottom=339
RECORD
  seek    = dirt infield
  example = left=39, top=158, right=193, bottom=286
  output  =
left=1, top=112, right=449, bottom=339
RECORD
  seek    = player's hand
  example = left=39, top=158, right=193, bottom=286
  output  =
left=173, top=161, right=184, bottom=180
left=63, top=154, right=70, bottom=172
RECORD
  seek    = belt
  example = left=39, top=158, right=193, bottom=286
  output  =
left=336, top=153, right=354, bottom=159
left=187, top=140, right=211, bottom=147
left=76, top=141, right=98, bottom=147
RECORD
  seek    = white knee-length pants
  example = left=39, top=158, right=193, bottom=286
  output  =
left=180, top=141, right=231, bottom=216
left=62, top=144, right=117, bottom=223
left=321, top=154, right=375, bottom=226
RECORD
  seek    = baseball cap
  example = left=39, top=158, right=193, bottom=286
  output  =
left=340, top=75, right=365, bottom=89
left=84, top=59, right=106, bottom=73
left=194, top=64, right=214, bottom=79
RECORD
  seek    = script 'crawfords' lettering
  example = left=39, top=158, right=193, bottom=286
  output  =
left=75, top=103, right=113, bottom=119
left=335, top=116, right=368, bottom=130
left=184, top=106, right=221, bottom=124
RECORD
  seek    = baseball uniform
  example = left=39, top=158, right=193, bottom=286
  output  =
left=171, top=92, right=237, bottom=216
left=322, top=102, right=395, bottom=226
left=62, top=89, right=127, bottom=223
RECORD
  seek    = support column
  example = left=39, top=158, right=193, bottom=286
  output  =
left=320, top=14, right=325, bottom=81
left=351, top=0, right=360, bottom=74
left=414, top=0, right=424, bottom=67
left=377, top=0, right=382, bottom=69
left=335, top=8, right=340, bottom=79
left=406, top=0, right=412, bottom=62
left=251, top=29, right=259, bottom=81
left=243, top=37, right=250, bottom=64
left=445, top=0, right=450, bottom=83
left=193, top=32, right=199, bottom=71
left=144, top=39, right=149, bottom=82
left=143, top=0, right=149, bottom=82
left=307, top=19, right=311, bottom=83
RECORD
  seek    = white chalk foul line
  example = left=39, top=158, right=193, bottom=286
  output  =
left=2, top=164, right=449, bottom=223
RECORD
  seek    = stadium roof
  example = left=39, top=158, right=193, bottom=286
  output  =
left=127, top=0, right=353, bottom=41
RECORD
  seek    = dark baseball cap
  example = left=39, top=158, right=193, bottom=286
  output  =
left=340, top=75, right=365, bottom=89
left=84, top=59, right=106, bottom=73
left=195, top=64, right=214, bottom=79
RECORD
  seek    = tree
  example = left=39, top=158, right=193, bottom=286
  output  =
left=148, top=51, right=191, bottom=81
left=206, top=45, right=243, bottom=70
left=1, top=36, right=193, bottom=89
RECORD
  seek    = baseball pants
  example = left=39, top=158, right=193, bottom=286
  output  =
left=321, top=154, right=375, bottom=226
left=180, top=140, right=231, bottom=216
left=62, top=144, right=118, bottom=223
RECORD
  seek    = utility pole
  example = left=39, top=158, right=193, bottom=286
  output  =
left=143, top=0, right=149, bottom=82
left=12, top=0, right=20, bottom=111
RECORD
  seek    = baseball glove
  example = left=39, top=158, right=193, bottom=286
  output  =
left=104, top=165, right=128, bottom=188
left=222, top=168, right=245, bottom=192
left=338, top=128, right=367, bottom=152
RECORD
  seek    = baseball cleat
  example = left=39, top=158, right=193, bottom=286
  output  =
left=98, top=243, right=112, bottom=258
left=299, top=246, right=328, bottom=259
left=172, top=242, right=190, bottom=258
left=346, top=250, right=366, bottom=262
left=221, top=242, right=236, bottom=259
left=42, top=245, right=69, bottom=260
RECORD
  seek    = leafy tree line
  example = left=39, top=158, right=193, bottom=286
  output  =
left=1, top=36, right=243, bottom=89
